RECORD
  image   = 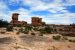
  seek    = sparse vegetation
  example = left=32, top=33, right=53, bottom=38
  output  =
left=38, top=26, right=53, bottom=34
left=69, top=39, right=75, bottom=42
left=1, top=31, right=5, bottom=34
left=16, top=24, right=22, bottom=27
left=31, top=33, right=35, bottom=35
left=16, top=31, right=20, bottom=35
left=6, top=26, right=13, bottom=31
left=33, top=27, right=38, bottom=31
left=61, top=33, right=75, bottom=37
left=25, top=26, right=32, bottom=31
left=39, top=29, right=46, bottom=34
left=63, top=36, right=68, bottom=40
left=39, top=34, right=43, bottom=36
left=19, top=28, right=28, bottom=34
left=48, top=48, right=51, bottom=50
left=53, top=35, right=61, bottom=41
left=44, top=26, right=53, bottom=33
left=19, top=26, right=32, bottom=34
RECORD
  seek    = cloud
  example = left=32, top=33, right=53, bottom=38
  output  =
left=66, top=0, right=75, bottom=5
left=9, top=8, right=32, bottom=23
left=0, top=0, right=75, bottom=24
left=42, top=12, right=75, bottom=24
left=0, top=1, right=11, bottom=22
left=27, top=0, right=68, bottom=14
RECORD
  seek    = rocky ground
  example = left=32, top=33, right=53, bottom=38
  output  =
left=0, top=33, right=75, bottom=50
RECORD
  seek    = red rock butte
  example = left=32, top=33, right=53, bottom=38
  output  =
left=31, top=17, right=45, bottom=26
left=10, top=13, right=27, bottom=26
left=10, top=13, right=45, bottom=26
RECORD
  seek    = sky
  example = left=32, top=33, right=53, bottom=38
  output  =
left=0, top=0, right=75, bottom=24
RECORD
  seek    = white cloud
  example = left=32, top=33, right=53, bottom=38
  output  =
left=9, top=8, right=31, bottom=23
left=66, top=0, right=75, bottom=5
left=54, top=0, right=63, bottom=3
left=0, top=1, right=9, bottom=12
left=0, top=2, right=7, bottom=9
left=0, top=1, right=11, bottom=22
left=42, top=12, right=75, bottom=24
left=23, top=0, right=43, bottom=6
left=0, top=0, right=75, bottom=24
left=11, top=0, right=68, bottom=14
left=8, top=0, right=21, bottom=5
left=31, top=1, right=63, bottom=11
left=24, top=0, right=67, bottom=14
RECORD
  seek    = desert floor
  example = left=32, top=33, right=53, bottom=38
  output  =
left=0, top=33, right=75, bottom=50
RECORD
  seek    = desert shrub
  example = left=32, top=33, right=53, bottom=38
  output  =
left=53, top=35, right=61, bottom=41
left=25, top=26, right=32, bottom=31
left=33, top=27, right=38, bottom=31
left=39, top=34, right=43, bottom=36
left=61, top=33, right=75, bottom=37
left=16, top=31, right=20, bottom=35
left=6, top=26, right=13, bottom=31
left=19, top=28, right=23, bottom=32
left=44, top=26, right=53, bottom=33
left=1, top=31, right=5, bottom=34
left=31, top=33, right=35, bottom=35
left=61, top=33, right=70, bottom=36
left=48, top=48, right=51, bottom=50
left=38, top=26, right=53, bottom=34
left=23, top=31, right=29, bottom=34
left=19, top=28, right=28, bottom=34
left=69, top=39, right=75, bottom=42
left=39, top=29, right=46, bottom=34
left=16, top=24, right=22, bottom=27
left=20, top=26, right=32, bottom=34
left=63, top=36, right=68, bottom=40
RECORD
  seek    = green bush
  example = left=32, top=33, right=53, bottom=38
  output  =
left=6, top=26, right=13, bottom=31
left=39, top=29, right=46, bottom=34
left=44, top=26, right=53, bottom=33
left=25, top=26, right=32, bottom=31
left=19, top=28, right=28, bottom=34
left=53, top=35, right=61, bottom=41
left=39, top=26, right=53, bottom=34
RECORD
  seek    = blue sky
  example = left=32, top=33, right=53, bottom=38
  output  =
left=0, top=0, right=75, bottom=24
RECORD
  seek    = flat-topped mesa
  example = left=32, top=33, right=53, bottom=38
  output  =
left=31, top=17, right=45, bottom=26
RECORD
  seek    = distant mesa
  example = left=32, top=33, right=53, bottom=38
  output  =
left=10, top=13, right=45, bottom=27
left=10, top=13, right=27, bottom=27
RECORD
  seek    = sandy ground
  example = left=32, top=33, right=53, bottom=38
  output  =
left=0, top=33, right=75, bottom=50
